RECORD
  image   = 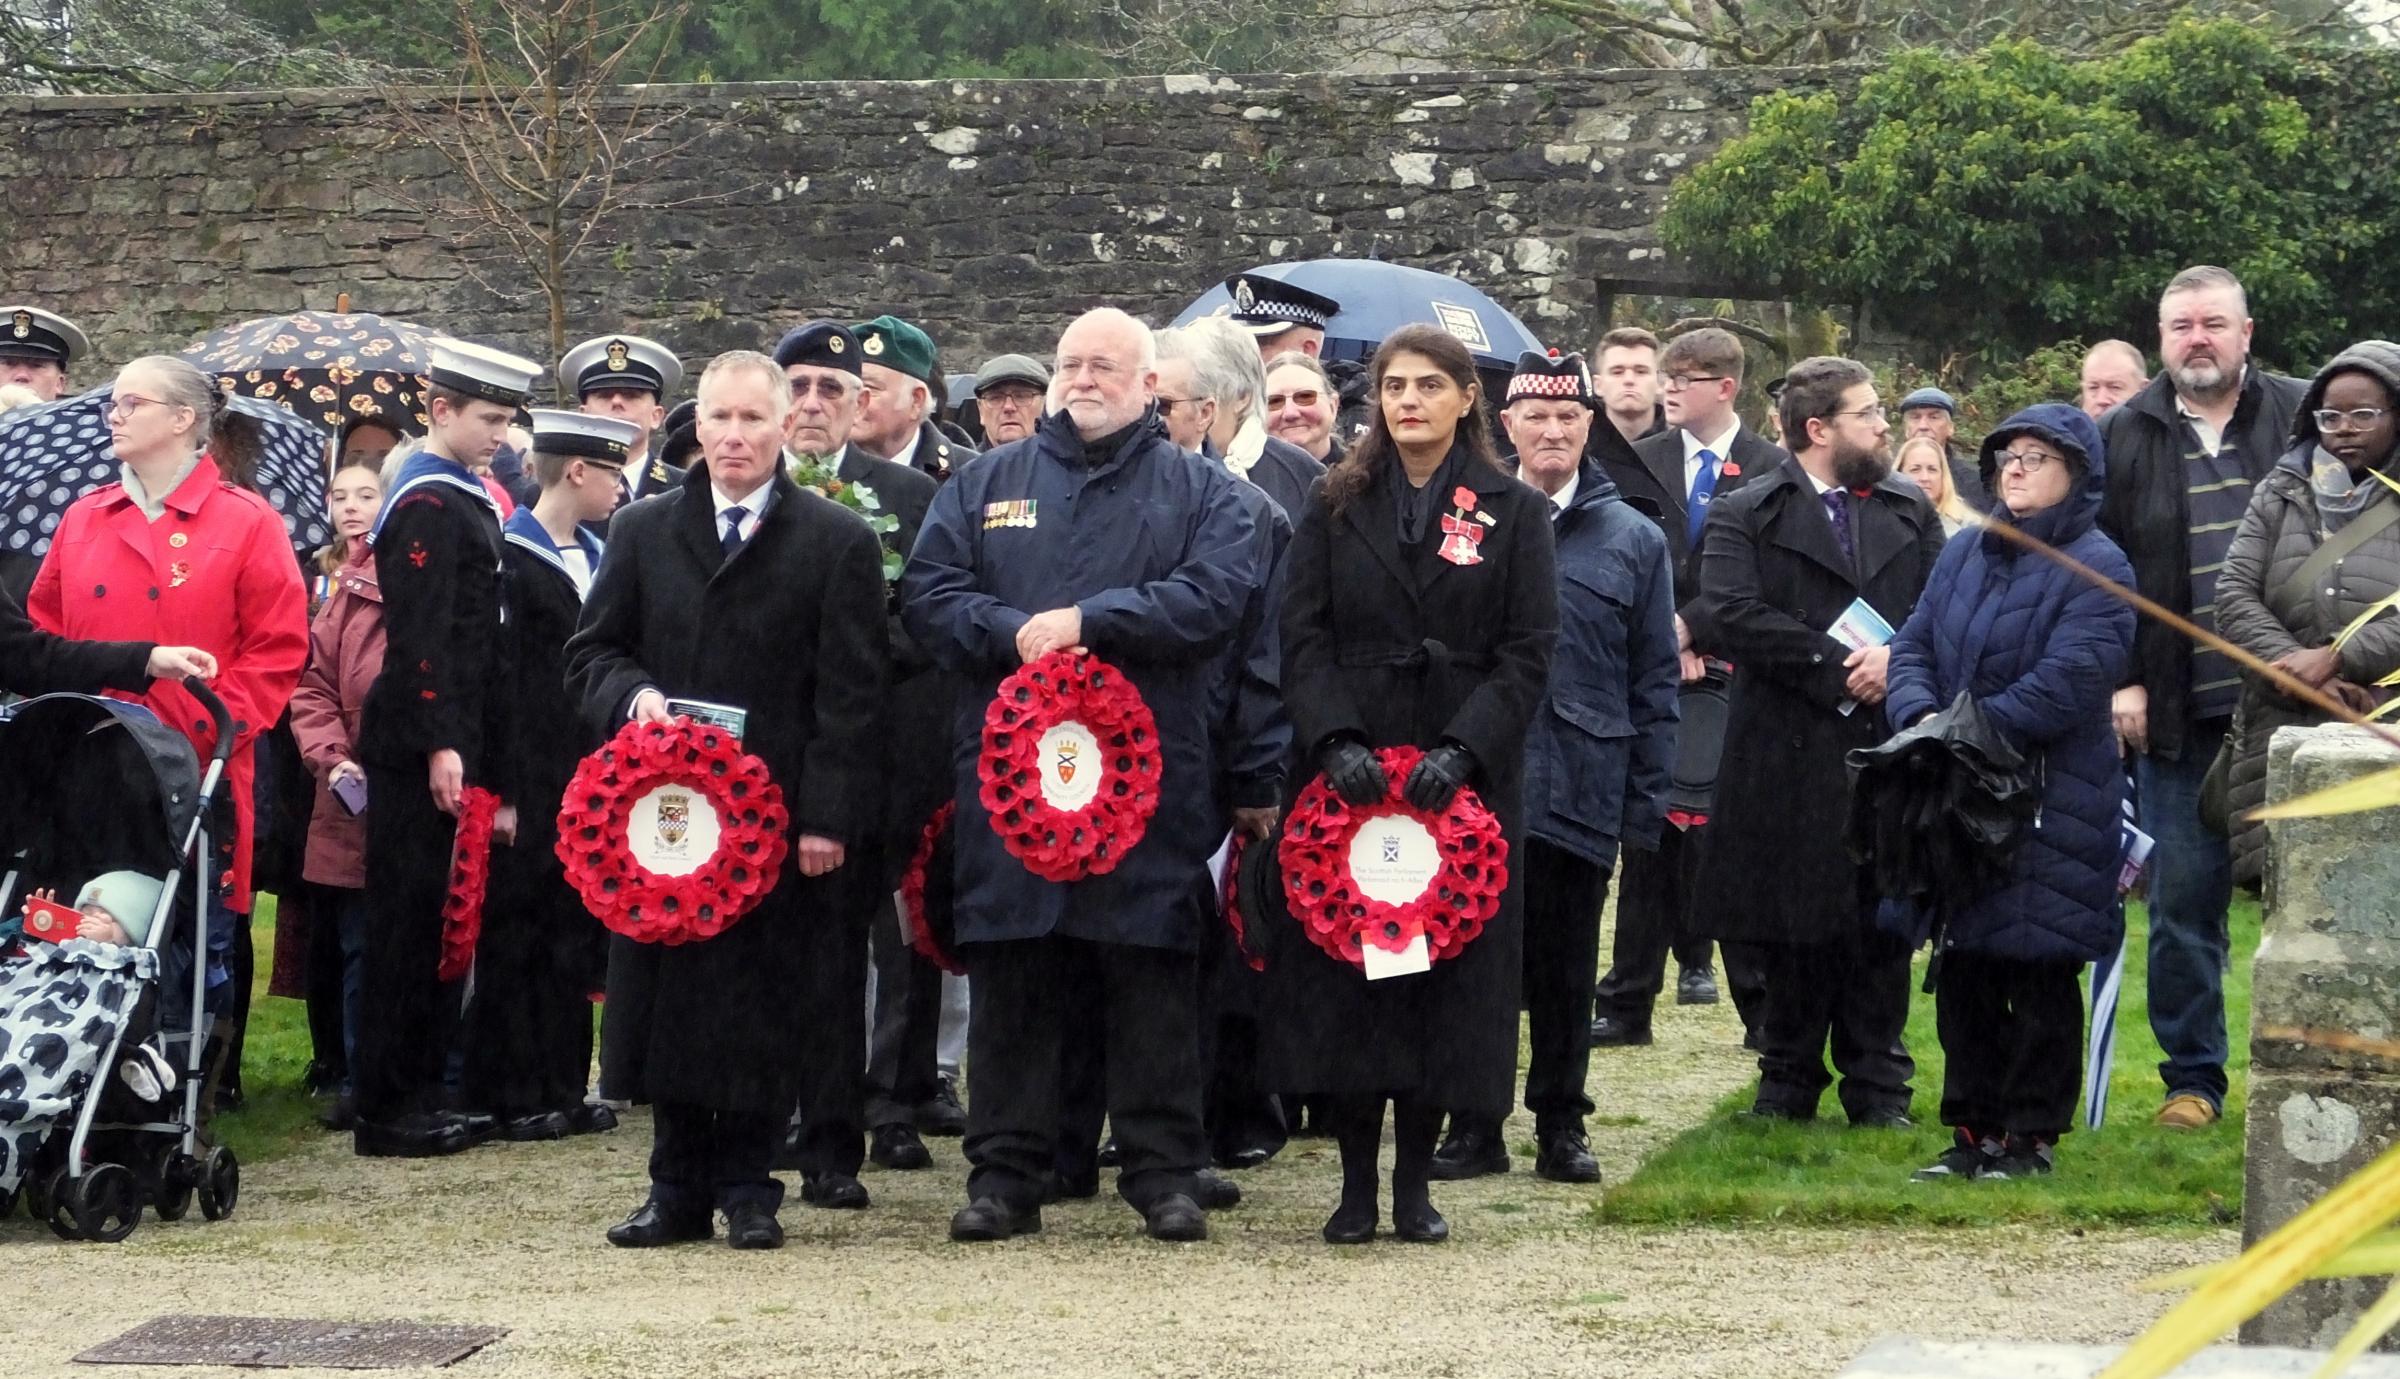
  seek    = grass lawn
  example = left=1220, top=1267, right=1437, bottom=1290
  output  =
left=208, top=895, right=329, bottom=1168
left=1598, top=897, right=2257, bottom=1229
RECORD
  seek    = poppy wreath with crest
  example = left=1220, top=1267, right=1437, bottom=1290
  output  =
left=554, top=718, right=791, bottom=945
left=977, top=650, right=1163, bottom=882
left=1278, top=745, right=1508, bottom=970
left=439, top=786, right=501, bottom=982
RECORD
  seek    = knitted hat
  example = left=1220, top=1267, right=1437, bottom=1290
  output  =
left=75, top=870, right=165, bottom=946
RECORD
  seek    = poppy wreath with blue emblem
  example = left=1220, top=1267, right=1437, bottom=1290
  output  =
left=555, top=718, right=791, bottom=945
left=440, top=786, right=501, bottom=982
left=977, top=650, right=1163, bottom=883
left=1278, top=745, right=1509, bottom=970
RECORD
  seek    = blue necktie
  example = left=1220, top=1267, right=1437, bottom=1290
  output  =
left=1686, top=448, right=1721, bottom=547
left=721, top=506, right=748, bottom=560
left=1821, top=489, right=1855, bottom=564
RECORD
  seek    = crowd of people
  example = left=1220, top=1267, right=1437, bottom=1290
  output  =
left=0, top=256, right=2371, bottom=1249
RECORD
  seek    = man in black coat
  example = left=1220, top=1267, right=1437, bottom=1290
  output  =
left=2096, top=265, right=2308, bottom=1131
left=354, top=340, right=542, bottom=1160
left=774, top=320, right=955, bottom=1180
left=1690, top=356, right=1944, bottom=1126
left=566, top=350, right=889, bottom=1250
left=902, top=307, right=1266, bottom=1245
left=1433, top=352, right=1678, bottom=1185
left=1592, top=327, right=1781, bottom=1046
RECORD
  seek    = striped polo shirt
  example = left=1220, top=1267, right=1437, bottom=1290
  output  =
left=2180, top=395, right=2257, bottom=723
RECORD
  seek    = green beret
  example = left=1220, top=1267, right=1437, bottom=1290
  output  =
left=852, top=314, right=938, bottom=388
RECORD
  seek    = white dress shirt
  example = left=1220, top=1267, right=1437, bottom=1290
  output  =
left=1681, top=420, right=1744, bottom=499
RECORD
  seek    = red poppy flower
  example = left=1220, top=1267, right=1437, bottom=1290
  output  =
left=1276, top=745, right=1508, bottom=971
left=439, top=787, right=500, bottom=982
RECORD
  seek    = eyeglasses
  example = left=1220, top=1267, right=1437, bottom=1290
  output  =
left=2315, top=407, right=2390, bottom=432
left=1996, top=448, right=2062, bottom=474
left=979, top=387, right=1042, bottom=409
left=1660, top=374, right=1727, bottom=392
left=1156, top=396, right=1208, bottom=416
left=1831, top=404, right=1889, bottom=423
left=105, top=394, right=170, bottom=420
left=1266, top=389, right=1323, bottom=410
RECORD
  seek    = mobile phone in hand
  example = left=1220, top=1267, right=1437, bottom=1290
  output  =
left=332, top=772, right=369, bottom=816
left=22, top=897, right=78, bottom=943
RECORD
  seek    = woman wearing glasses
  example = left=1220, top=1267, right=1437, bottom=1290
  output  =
left=1882, top=403, right=2136, bottom=1184
left=1264, top=352, right=1346, bottom=465
left=2215, top=344, right=2400, bottom=886
left=29, top=356, right=310, bottom=932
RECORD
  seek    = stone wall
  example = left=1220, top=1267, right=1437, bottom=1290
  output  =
left=0, top=66, right=1825, bottom=379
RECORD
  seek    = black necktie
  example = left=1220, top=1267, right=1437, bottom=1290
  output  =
left=721, top=506, right=748, bottom=560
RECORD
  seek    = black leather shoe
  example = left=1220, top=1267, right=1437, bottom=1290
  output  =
left=917, top=1075, right=967, bottom=1137
left=1216, top=1143, right=1275, bottom=1171
left=353, top=1112, right=472, bottom=1159
left=1589, top=1014, right=1654, bottom=1046
left=442, top=1110, right=500, bottom=1146
left=800, top=1173, right=871, bottom=1210
left=770, top=1124, right=808, bottom=1172
left=1142, top=1192, right=1208, bottom=1242
left=1677, top=965, right=1721, bottom=1005
left=724, top=1202, right=785, bottom=1250
left=1427, top=1128, right=1510, bottom=1181
left=950, top=1196, right=1041, bottom=1242
left=1849, top=1106, right=1914, bottom=1130
left=1534, top=1126, right=1602, bottom=1184
left=606, top=1199, right=712, bottom=1248
left=567, top=1103, right=618, bottom=1135
left=1743, top=1102, right=1816, bottom=1123
left=1095, top=1135, right=1121, bottom=1168
left=1044, top=1169, right=1100, bottom=1204
left=1195, top=1170, right=1242, bottom=1211
left=317, top=1093, right=356, bottom=1133
left=870, top=1123, right=932, bottom=1171
left=502, top=1110, right=571, bottom=1142
left=1322, top=1201, right=1377, bottom=1245
left=1394, top=1201, right=1449, bottom=1243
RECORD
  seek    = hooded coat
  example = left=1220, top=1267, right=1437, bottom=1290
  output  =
left=2215, top=342, right=2400, bottom=884
left=1882, top=404, right=2136, bottom=963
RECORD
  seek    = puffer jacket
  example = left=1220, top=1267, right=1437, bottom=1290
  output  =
left=1884, top=403, right=2136, bottom=964
left=2216, top=342, right=2400, bottom=884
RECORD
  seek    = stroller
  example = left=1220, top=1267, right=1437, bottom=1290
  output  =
left=0, top=677, right=239, bottom=1241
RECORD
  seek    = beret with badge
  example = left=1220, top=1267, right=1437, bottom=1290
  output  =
left=852, top=314, right=940, bottom=387
left=773, top=320, right=862, bottom=377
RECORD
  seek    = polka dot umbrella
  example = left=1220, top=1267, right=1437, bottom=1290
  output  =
left=179, top=310, right=434, bottom=436
left=0, top=385, right=332, bottom=564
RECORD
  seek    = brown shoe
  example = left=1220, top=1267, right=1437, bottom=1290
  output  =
left=2155, top=1093, right=2220, bottom=1130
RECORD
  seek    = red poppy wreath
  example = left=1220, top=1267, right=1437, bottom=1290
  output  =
left=439, top=786, right=500, bottom=982
left=898, top=802, right=964, bottom=976
left=1278, top=745, right=1509, bottom=971
left=554, top=718, right=792, bottom=945
left=977, top=650, right=1162, bottom=882
left=1221, top=833, right=1265, bottom=973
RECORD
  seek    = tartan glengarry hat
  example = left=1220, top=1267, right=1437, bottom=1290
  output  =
left=1222, top=273, right=1340, bottom=336
left=527, top=408, right=637, bottom=466
left=0, top=307, right=90, bottom=366
left=558, top=333, right=683, bottom=402
left=426, top=339, right=542, bottom=409
left=1505, top=349, right=1597, bottom=408
left=773, top=321, right=863, bottom=378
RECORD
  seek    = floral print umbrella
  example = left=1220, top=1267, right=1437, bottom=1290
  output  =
left=180, top=311, right=434, bottom=435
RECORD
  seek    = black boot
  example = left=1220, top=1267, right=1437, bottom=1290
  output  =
left=1391, top=1098, right=1449, bottom=1244
left=1533, top=1122, right=1601, bottom=1184
left=1428, top=1116, right=1511, bottom=1181
left=1322, top=1095, right=1382, bottom=1245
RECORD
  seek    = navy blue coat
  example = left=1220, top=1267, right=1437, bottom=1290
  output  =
left=1521, top=460, right=1680, bottom=870
left=900, top=407, right=1265, bottom=953
left=1883, top=403, right=2136, bottom=964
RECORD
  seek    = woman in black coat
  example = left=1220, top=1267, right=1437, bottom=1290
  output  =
left=1263, top=324, right=1557, bottom=1244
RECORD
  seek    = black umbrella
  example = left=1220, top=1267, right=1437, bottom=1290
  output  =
left=180, top=310, right=433, bottom=435
left=0, top=386, right=332, bottom=563
left=1171, top=259, right=1546, bottom=372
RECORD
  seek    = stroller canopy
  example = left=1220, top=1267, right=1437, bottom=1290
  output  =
left=0, top=694, right=202, bottom=883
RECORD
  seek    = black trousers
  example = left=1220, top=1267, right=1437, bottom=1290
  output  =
left=965, top=934, right=1204, bottom=1213
left=650, top=1100, right=782, bottom=1214
left=1596, top=824, right=1764, bottom=1029
left=1521, top=839, right=1610, bottom=1130
left=787, top=882, right=872, bottom=1181
left=865, top=891, right=943, bottom=1128
left=1935, top=952, right=2085, bottom=1140
left=1753, top=923, right=1915, bottom=1121
left=300, top=883, right=348, bottom=1083
left=354, top=761, right=456, bottom=1122
left=460, top=841, right=593, bottom=1114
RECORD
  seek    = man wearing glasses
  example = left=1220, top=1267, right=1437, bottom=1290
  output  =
left=1687, top=356, right=1945, bottom=1126
left=973, top=354, right=1051, bottom=447
left=1592, top=327, right=1782, bottom=1050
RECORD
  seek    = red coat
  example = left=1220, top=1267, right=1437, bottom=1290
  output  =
left=29, top=454, right=310, bottom=908
left=289, top=545, right=384, bottom=889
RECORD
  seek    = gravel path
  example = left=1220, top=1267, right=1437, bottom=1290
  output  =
left=0, top=953, right=2234, bottom=1378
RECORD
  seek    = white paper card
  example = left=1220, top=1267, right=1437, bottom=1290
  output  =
left=1345, top=814, right=1441, bottom=906
left=1361, top=931, right=1432, bottom=981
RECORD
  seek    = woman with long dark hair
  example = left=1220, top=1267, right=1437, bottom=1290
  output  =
left=1263, top=324, right=1557, bottom=1244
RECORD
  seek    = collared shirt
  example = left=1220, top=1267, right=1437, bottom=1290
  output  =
left=711, top=481, right=770, bottom=543
left=1682, top=419, right=1743, bottom=498
left=621, top=444, right=652, bottom=498
left=886, top=427, right=921, bottom=475
left=1547, top=469, right=1579, bottom=518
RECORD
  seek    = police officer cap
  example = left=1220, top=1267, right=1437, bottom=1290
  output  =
left=559, top=333, right=683, bottom=402
left=427, top=339, right=542, bottom=409
left=1505, top=349, right=1597, bottom=409
left=0, top=306, right=90, bottom=366
left=773, top=321, right=861, bottom=378
left=527, top=408, right=637, bottom=466
left=1222, top=273, right=1340, bottom=335
left=852, top=314, right=939, bottom=387
left=973, top=353, right=1052, bottom=395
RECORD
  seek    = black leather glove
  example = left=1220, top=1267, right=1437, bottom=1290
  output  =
left=1318, top=738, right=1390, bottom=807
left=1403, top=744, right=1476, bottom=812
